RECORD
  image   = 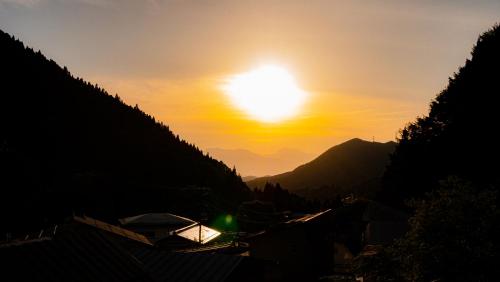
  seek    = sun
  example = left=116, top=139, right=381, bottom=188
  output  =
left=222, top=64, right=307, bottom=123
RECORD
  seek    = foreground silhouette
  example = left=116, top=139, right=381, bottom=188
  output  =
left=0, top=30, right=251, bottom=234
left=382, top=24, right=500, bottom=207
left=357, top=24, right=500, bottom=282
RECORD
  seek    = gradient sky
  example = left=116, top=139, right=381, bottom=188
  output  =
left=1, top=0, right=499, bottom=157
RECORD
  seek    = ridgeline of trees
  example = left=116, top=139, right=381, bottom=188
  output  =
left=0, top=29, right=251, bottom=234
left=381, top=24, right=500, bottom=208
left=252, top=182, right=340, bottom=212
left=359, top=24, right=500, bottom=281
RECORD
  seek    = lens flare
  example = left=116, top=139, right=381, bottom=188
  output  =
left=225, top=214, right=233, bottom=224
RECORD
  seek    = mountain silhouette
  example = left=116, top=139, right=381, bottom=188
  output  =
left=0, top=30, right=250, bottom=233
left=381, top=24, right=500, bottom=207
left=247, top=138, right=396, bottom=199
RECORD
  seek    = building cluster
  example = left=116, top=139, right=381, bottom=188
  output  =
left=0, top=199, right=407, bottom=281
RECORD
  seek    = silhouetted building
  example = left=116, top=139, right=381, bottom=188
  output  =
left=73, top=215, right=154, bottom=248
left=0, top=216, right=273, bottom=281
left=329, top=200, right=409, bottom=274
left=118, top=212, right=223, bottom=250
left=360, top=201, right=408, bottom=245
left=237, top=200, right=289, bottom=231
left=333, top=242, right=355, bottom=273
left=245, top=209, right=335, bottom=280
left=0, top=224, right=154, bottom=281
left=131, top=246, right=283, bottom=282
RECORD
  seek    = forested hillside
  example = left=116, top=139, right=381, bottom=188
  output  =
left=357, top=25, right=500, bottom=282
left=0, top=30, right=250, bottom=233
left=381, top=24, right=500, bottom=207
left=248, top=138, right=395, bottom=199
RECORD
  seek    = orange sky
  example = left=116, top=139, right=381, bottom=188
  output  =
left=1, top=0, right=499, bottom=156
left=91, top=74, right=419, bottom=155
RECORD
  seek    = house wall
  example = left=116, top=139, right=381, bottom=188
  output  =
left=248, top=223, right=336, bottom=278
left=334, top=242, right=354, bottom=273
left=364, top=221, right=408, bottom=245
left=249, top=226, right=314, bottom=278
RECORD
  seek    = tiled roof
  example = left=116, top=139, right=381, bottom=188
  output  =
left=244, top=209, right=333, bottom=241
left=74, top=216, right=153, bottom=246
left=131, top=247, right=244, bottom=282
left=284, top=209, right=332, bottom=224
left=0, top=227, right=153, bottom=282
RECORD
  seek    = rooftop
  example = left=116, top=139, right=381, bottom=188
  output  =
left=0, top=227, right=153, bottom=282
left=175, top=223, right=221, bottom=244
left=119, top=212, right=196, bottom=227
left=74, top=215, right=153, bottom=246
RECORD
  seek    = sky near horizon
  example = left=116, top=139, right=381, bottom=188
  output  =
left=1, top=0, right=499, bottom=157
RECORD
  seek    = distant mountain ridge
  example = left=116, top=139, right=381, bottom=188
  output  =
left=247, top=138, right=396, bottom=199
left=207, top=147, right=313, bottom=177
left=0, top=29, right=250, bottom=233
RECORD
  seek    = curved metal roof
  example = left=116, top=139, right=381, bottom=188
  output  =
left=119, top=213, right=196, bottom=227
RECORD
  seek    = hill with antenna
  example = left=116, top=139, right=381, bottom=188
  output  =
left=247, top=138, right=395, bottom=199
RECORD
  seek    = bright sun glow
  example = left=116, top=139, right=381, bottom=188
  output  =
left=222, top=64, right=307, bottom=123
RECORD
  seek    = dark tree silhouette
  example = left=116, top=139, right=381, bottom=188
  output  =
left=381, top=24, right=500, bottom=207
left=252, top=182, right=318, bottom=212
left=0, top=29, right=251, bottom=234
left=356, top=178, right=500, bottom=281
left=355, top=24, right=500, bottom=282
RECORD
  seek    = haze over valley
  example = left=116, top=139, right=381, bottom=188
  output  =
left=206, top=147, right=313, bottom=177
